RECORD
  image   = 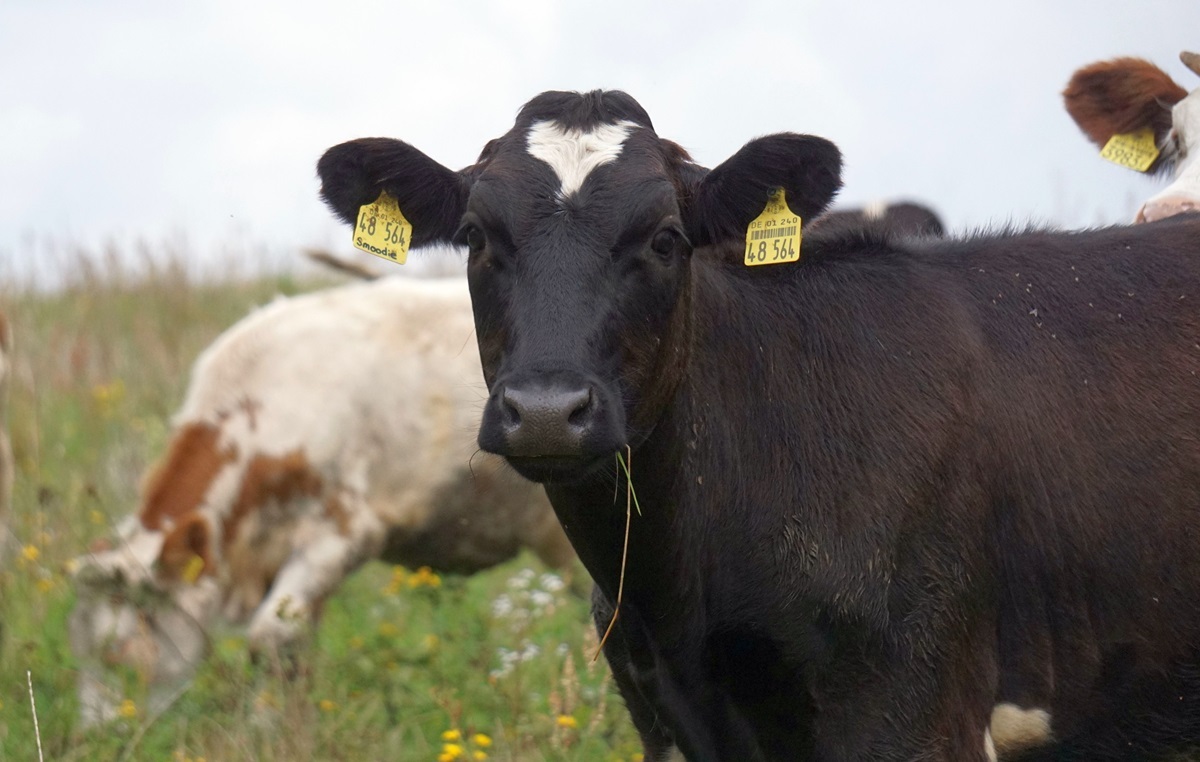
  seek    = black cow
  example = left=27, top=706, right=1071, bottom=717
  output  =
left=811, top=201, right=945, bottom=237
left=318, top=90, right=1200, bottom=761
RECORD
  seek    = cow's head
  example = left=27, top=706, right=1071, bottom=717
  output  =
left=69, top=517, right=218, bottom=726
left=319, top=90, right=841, bottom=483
left=69, top=422, right=236, bottom=723
left=1064, top=52, right=1200, bottom=222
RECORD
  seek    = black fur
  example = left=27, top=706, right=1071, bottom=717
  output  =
left=684, top=134, right=843, bottom=248
left=317, top=137, right=468, bottom=247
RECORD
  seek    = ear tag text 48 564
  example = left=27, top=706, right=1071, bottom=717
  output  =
left=745, top=189, right=802, bottom=266
left=1100, top=128, right=1160, bottom=172
left=354, top=191, right=412, bottom=264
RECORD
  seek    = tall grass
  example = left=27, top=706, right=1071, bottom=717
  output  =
left=0, top=243, right=641, bottom=761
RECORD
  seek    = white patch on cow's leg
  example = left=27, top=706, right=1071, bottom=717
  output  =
left=990, top=702, right=1053, bottom=756
left=984, top=727, right=997, bottom=762
left=659, top=746, right=686, bottom=762
left=526, top=119, right=637, bottom=198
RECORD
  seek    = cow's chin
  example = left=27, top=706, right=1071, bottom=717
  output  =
left=503, top=453, right=613, bottom=484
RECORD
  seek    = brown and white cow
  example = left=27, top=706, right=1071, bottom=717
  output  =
left=1065, top=51, right=1200, bottom=222
left=69, top=276, right=573, bottom=725
left=318, top=89, right=1200, bottom=761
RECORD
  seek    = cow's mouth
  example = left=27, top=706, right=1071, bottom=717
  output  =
left=503, top=453, right=613, bottom=484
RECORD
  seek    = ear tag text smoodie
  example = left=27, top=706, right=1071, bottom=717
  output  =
left=354, top=191, right=412, bottom=264
left=745, top=188, right=802, bottom=266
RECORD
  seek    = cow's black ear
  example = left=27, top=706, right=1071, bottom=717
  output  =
left=681, top=134, right=842, bottom=248
left=317, top=138, right=468, bottom=248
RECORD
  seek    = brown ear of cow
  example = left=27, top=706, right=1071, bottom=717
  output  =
left=679, top=133, right=842, bottom=249
left=1063, top=57, right=1187, bottom=175
left=317, top=138, right=471, bottom=248
left=158, top=514, right=212, bottom=583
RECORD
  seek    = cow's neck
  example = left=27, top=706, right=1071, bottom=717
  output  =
left=546, top=253, right=802, bottom=617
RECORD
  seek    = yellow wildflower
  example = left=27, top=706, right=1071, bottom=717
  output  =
left=424, top=633, right=440, bottom=651
left=438, top=755, right=455, bottom=762
left=90, top=509, right=105, bottom=525
left=441, top=729, right=462, bottom=742
left=35, top=577, right=55, bottom=593
left=118, top=699, right=137, bottom=719
left=378, top=622, right=398, bottom=637
left=632, top=755, right=645, bottom=762
left=407, top=566, right=442, bottom=588
left=349, top=636, right=364, bottom=650
left=472, top=733, right=492, bottom=748
left=556, top=714, right=578, bottom=729
left=22, top=545, right=39, bottom=563
left=319, top=699, right=336, bottom=712
left=473, top=752, right=488, bottom=761
left=442, top=742, right=464, bottom=758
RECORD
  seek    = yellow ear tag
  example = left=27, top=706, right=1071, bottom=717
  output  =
left=744, top=188, right=802, bottom=266
left=353, top=191, right=412, bottom=264
left=1100, top=128, right=1160, bottom=172
left=181, top=554, right=205, bottom=584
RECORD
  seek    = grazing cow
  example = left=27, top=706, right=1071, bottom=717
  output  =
left=811, top=200, right=945, bottom=237
left=318, top=91, right=1200, bottom=760
left=1065, top=51, right=1200, bottom=222
left=68, top=276, right=573, bottom=726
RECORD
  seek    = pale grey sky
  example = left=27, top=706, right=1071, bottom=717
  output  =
left=2, top=0, right=1198, bottom=281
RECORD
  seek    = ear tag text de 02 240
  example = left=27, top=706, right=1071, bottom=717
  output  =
left=353, top=191, right=412, bottom=264
left=744, top=188, right=802, bottom=266
left=1100, top=128, right=1160, bottom=172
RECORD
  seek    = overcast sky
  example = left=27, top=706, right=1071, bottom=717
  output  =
left=2, top=0, right=1198, bottom=281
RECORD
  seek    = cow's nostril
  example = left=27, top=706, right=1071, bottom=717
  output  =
left=566, top=387, right=593, bottom=426
left=499, top=387, right=523, bottom=427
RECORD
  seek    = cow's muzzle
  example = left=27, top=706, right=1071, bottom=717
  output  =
left=479, top=372, right=623, bottom=481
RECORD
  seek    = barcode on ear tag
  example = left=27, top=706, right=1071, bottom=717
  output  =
left=745, top=189, right=802, bottom=266
left=354, top=192, right=412, bottom=264
left=1100, top=128, right=1160, bottom=172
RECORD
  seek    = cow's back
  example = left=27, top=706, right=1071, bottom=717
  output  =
left=798, top=216, right=1200, bottom=752
left=177, top=277, right=559, bottom=576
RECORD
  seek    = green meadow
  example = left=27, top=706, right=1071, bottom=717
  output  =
left=0, top=248, right=642, bottom=761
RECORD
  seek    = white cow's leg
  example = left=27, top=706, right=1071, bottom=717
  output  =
left=247, top=507, right=385, bottom=657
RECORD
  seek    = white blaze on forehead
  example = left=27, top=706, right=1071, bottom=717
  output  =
left=526, top=119, right=637, bottom=198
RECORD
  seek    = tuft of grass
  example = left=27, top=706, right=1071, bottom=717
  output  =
left=0, top=244, right=642, bottom=760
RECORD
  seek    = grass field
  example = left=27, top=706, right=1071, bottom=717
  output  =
left=0, top=250, right=643, bottom=761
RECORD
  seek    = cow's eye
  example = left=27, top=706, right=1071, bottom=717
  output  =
left=465, top=226, right=487, bottom=252
left=650, top=229, right=678, bottom=256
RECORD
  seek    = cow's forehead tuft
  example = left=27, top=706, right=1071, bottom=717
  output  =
left=515, top=89, right=655, bottom=133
